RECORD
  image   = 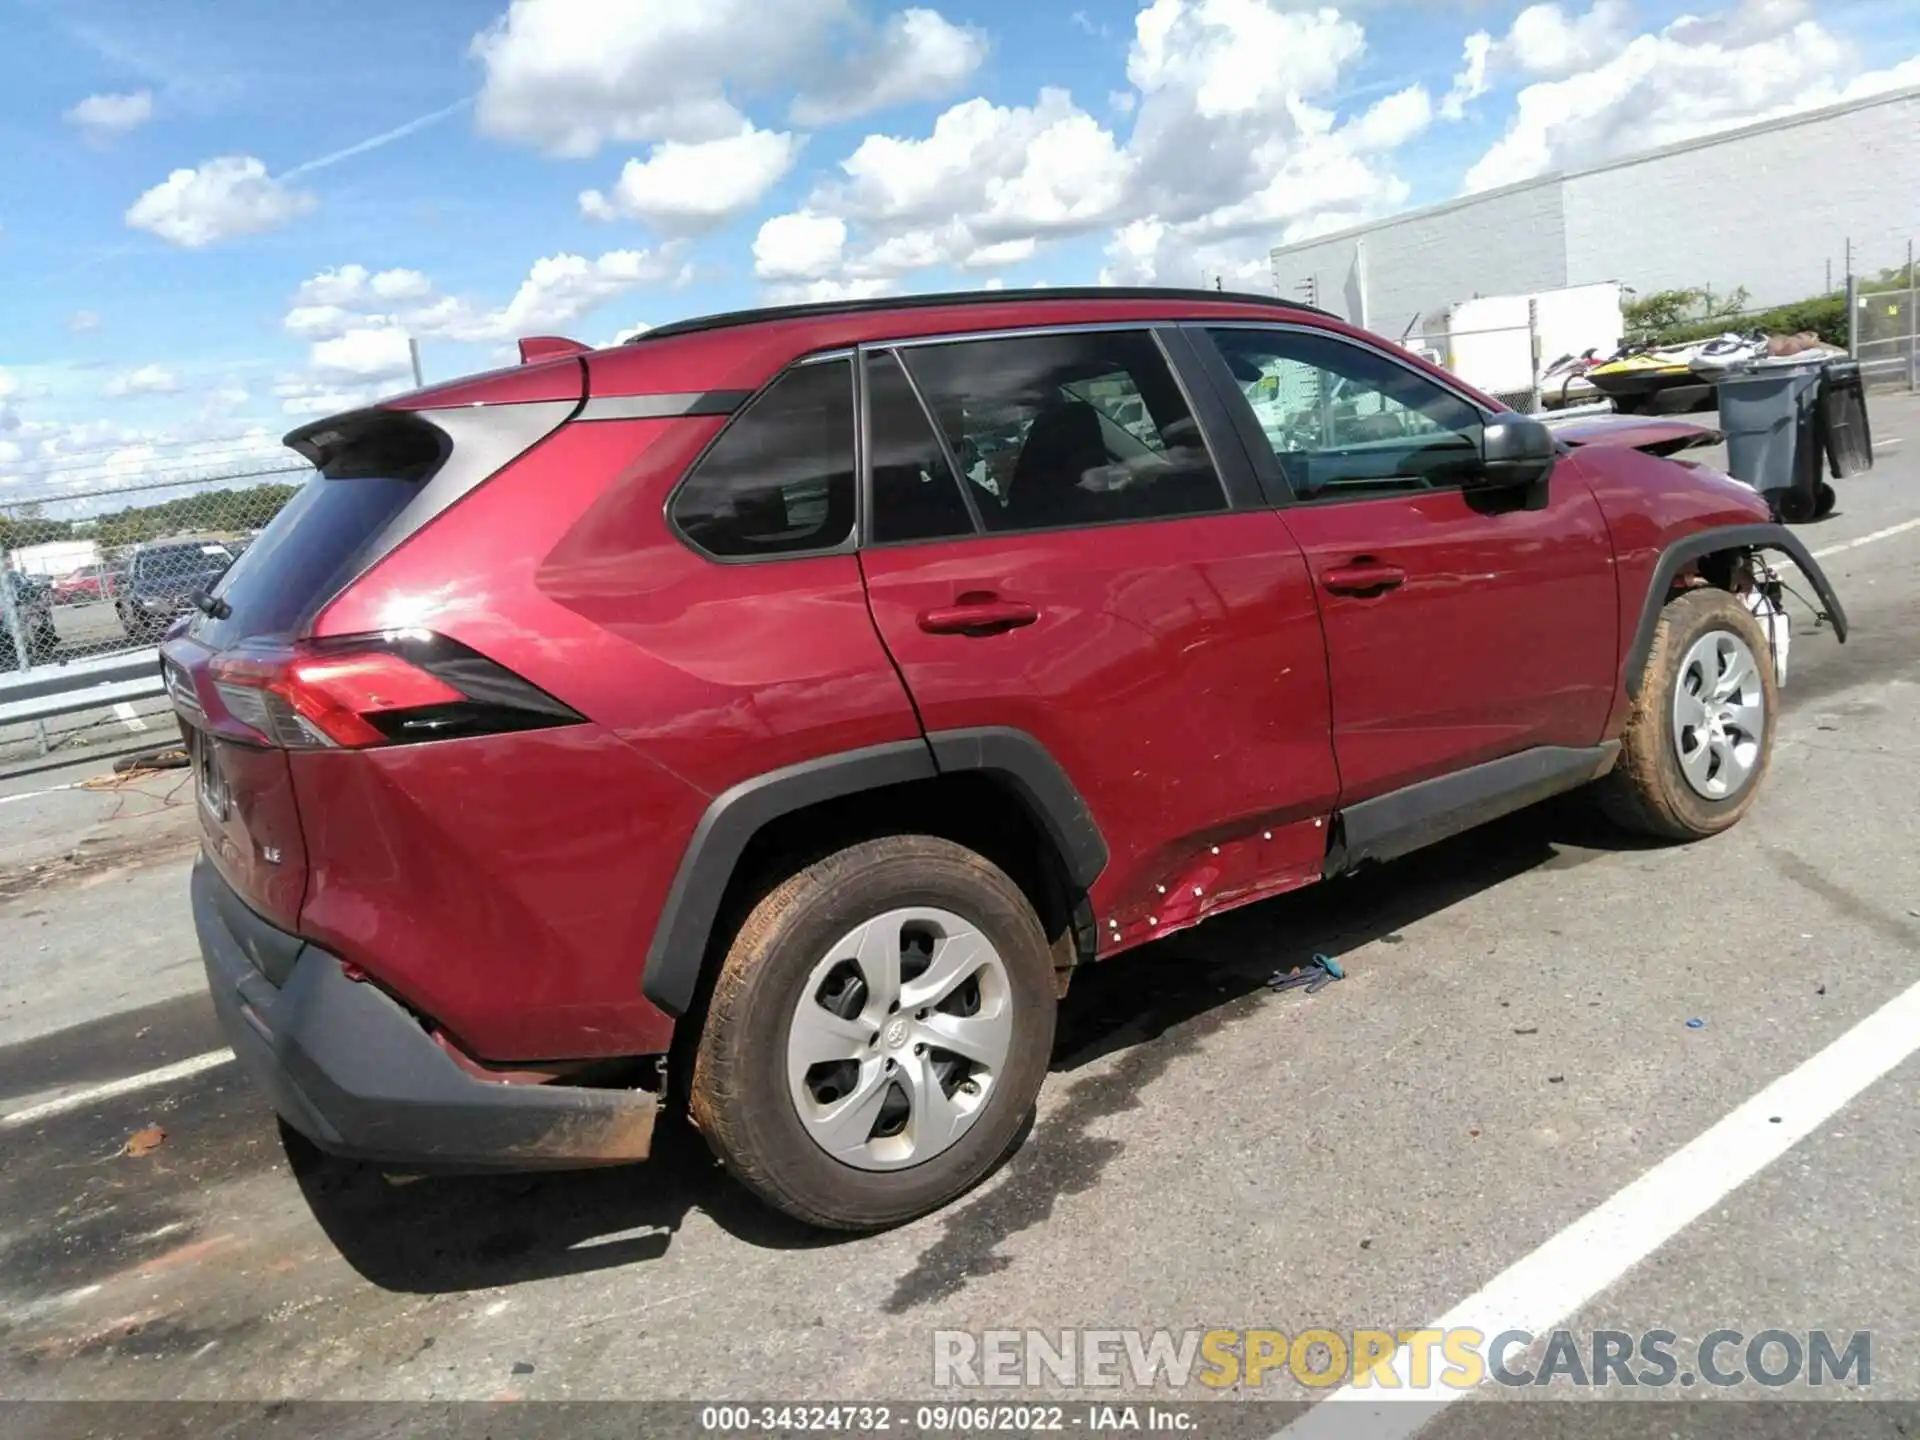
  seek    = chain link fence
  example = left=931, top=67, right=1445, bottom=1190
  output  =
left=1, top=463, right=308, bottom=769
left=1850, top=270, right=1918, bottom=392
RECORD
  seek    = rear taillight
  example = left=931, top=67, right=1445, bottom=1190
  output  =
left=209, top=631, right=582, bottom=749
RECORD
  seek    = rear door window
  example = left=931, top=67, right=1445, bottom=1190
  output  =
left=900, top=330, right=1227, bottom=534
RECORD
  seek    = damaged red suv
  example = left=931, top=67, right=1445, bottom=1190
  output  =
left=170, top=288, right=1846, bottom=1229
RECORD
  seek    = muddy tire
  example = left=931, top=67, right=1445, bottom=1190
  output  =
left=689, top=835, right=1056, bottom=1230
left=1598, top=587, right=1778, bottom=841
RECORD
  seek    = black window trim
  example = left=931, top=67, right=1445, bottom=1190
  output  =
left=1185, top=320, right=1500, bottom=509
left=854, top=322, right=1254, bottom=551
left=663, top=349, right=862, bottom=565
left=866, top=346, right=988, bottom=541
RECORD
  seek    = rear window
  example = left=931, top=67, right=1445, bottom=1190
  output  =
left=192, top=475, right=416, bottom=647
left=191, top=409, right=451, bottom=647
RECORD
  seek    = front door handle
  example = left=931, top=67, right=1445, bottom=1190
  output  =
left=918, top=599, right=1040, bottom=636
left=1321, top=562, right=1407, bottom=596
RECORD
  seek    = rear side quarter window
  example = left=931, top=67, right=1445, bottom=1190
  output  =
left=671, top=359, right=857, bottom=559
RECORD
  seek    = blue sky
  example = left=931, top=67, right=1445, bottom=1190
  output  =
left=2, top=0, right=1916, bottom=503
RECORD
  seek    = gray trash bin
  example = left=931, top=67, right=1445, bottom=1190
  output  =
left=1716, top=362, right=1829, bottom=520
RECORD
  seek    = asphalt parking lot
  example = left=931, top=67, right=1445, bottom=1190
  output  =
left=1, top=398, right=1916, bottom=1432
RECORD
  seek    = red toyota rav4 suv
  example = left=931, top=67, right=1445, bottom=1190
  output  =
left=170, top=288, right=1846, bottom=1229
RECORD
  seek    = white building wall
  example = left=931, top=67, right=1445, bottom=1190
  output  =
left=1269, top=86, right=1920, bottom=336
left=1563, top=88, right=1920, bottom=308
left=1270, top=183, right=1569, bottom=337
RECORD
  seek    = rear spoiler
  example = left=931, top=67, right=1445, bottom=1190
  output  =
left=518, top=336, right=590, bottom=363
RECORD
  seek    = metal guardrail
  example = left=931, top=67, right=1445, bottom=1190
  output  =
left=2, top=472, right=296, bottom=766
left=0, top=649, right=164, bottom=722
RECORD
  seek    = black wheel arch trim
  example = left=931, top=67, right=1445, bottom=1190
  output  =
left=640, top=729, right=1107, bottom=1018
left=923, top=726, right=1109, bottom=890
left=1625, top=523, right=1848, bottom=699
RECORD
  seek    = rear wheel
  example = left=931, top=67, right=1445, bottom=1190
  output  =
left=1598, top=587, right=1777, bottom=840
left=689, top=835, right=1056, bottom=1230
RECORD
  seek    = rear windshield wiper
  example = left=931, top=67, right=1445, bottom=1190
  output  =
left=191, top=589, right=232, bottom=621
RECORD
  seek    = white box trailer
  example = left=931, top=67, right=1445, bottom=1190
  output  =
left=7, top=539, right=99, bottom=579
left=1413, top=282, right=1624, bottom=406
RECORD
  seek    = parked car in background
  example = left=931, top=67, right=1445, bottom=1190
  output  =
left=1, top=569, right=60, bottom=669
left=165, top=287, right=1847, bottom=1232
left=117, top=540, right=236, bottom=640
left=52, top=567, right=117, bottom=605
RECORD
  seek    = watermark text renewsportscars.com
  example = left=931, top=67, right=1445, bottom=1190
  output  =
left=933, top=1327, right=1872, bottom=1391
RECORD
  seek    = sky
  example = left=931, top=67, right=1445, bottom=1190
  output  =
left=1, top=0, right=1917, bottom=506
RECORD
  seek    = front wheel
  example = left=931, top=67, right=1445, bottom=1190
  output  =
left=1598, top=587, right=1778, bottom=840
left=689, top=835, right=1057, bottom=1230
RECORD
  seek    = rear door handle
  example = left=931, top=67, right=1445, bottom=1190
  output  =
left=1321, top=562, right=1407, bottom=596
left=918, top=599, right=1040, bottom=635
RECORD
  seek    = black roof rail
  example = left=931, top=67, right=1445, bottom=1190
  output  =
left=625, top=286, right=1333, bottom=345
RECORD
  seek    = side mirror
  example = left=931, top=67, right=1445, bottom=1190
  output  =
left=1473, top=416, right=1558, bottom=490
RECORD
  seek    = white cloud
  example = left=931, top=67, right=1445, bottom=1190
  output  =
left=0, top=409, right=288, bottom=500
left=104, top=365, right=182, bottom=398
left=832, top=87, right=1132, bottom=260
left=1443, top=0, right=1636, bottom=120
left=369, top=268, right=435, bottom=302
left=275, top=378, right=381, bottom=417
left=1460, top=0, right=1859, bottom=192
left=1441, top=32, right=1495, bottom=120
left=764, top=277, right=894, bottom=305
left=1128, top=0, right=1362, bottom=120
left=125, top=156, right=316, bottom=247
left=310, top=326, right=415, bottom=381
left=283, top=304, right=359, bottom=340
left=790, top=9, right=990, bottom=126
left=753, top=211, right=848, bottom=280
left=287, top=249, right=688, bottom=359
left=773, top=0, right=1418, bottom=295
left=580, top=126, right=802, bottom=232
left=0, top=369, right=17, bottom=401
left=449, top=249, right=688, bottom=341
left=1506, top=0, right=1634, bottom=76
left=65, top=90, right=154, bottom=142
left=294, top=265, right=434, bottom=308
left=472, top=0, right=988, bottom=156
left=1840, top=53, right=1920, bottom=102
left=67, top=310, right=103, bottom=333
left=1348, top=85, right=1434, bottom=152
left=471, top=0, right=834, bottom=156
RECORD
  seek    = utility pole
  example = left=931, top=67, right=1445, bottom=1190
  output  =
left=408, top=337, right=424, bottom=390
left=1908, top=238, right=1917, bottom=394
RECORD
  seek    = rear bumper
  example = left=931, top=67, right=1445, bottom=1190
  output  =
left=192, top=855, right=656, bottom=1169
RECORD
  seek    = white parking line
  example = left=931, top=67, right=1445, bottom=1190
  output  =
left=0, top=782, right=82, bottom=806
left=112, top=701, right=150, bottom=733
left=1808, top=516, right=1920, bottom=560
left=0, top=1049, right=235, bottom=1128
left=1274, top=973, right=1920, bottom=1439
